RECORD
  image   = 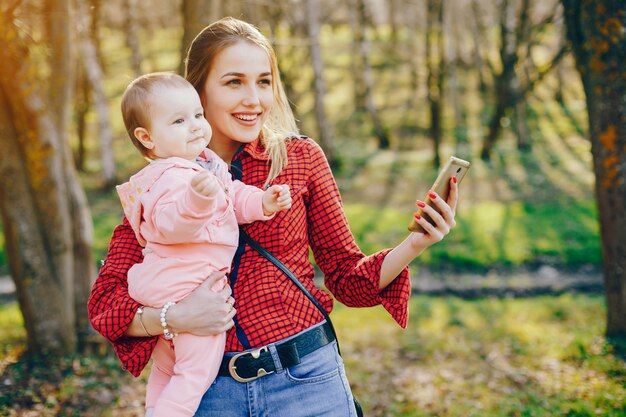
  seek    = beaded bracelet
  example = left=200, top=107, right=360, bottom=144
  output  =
left=160, top=301, right=178, bottom=340
left=136, top=306, right=153, bottom=337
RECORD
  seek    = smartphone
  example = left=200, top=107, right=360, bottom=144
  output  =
left=407, top=156, right=470, bottom=233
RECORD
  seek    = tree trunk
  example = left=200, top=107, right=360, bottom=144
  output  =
left=349, top=2, right=366, bottom=112
left=243, top=0, right=258, bottom=26
left=0, top=88, right=75, bottom=357
left=179, top=0, right=220, bottom=75
left=124, top=0, right=143, bottom=77
left=562, top=0, right=626, bottom=338
left=470, top=0, right=488, bottom=95
left=447, top=1, right=470, bottom=158
left=74, top=65, right=89, bottom=171
left=554, top=3, right=566, bottom=104
left=0, top=0, right=94, bottom=359
left=354, top=0, right=390, bottom=149
left=408, top=1, right=424, bottom=110
left=426, top=0, right=444, bottom=168
left=515, top=100, right=531, bottom=151
left=77, top=1, right=117, bottom=188
left=388, top=0, right=399, bottom=54
left=305, top=0, right=335, bottom=166
left=480, top=0, right=519, bottom=161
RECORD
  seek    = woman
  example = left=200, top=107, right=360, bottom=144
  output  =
left=88, top=17, right=459, bottom=417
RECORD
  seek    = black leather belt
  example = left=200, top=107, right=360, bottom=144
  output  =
left=218, top=322, right=335, bottom=382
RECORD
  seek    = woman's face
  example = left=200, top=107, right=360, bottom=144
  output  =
left=201, top=42, right=274, bottom=158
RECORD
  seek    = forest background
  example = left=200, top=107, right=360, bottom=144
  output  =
left=0, top=0, right=625, bottom=416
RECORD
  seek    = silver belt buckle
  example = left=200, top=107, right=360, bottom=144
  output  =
left=228, top=346, right=274, bottom=382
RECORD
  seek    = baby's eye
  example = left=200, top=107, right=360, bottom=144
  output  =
left=195, top=113, right=204, bottom=119
left=173, top=118, right=184, bottom=124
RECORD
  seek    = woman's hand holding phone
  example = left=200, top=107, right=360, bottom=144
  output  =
left=408, top=156, right=469, bottom=237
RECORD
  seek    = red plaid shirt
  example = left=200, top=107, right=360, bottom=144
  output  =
left=88, top=137, right=411, bottom=377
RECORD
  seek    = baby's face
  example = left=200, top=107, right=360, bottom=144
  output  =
left=144, top=85, right=211, bottom=161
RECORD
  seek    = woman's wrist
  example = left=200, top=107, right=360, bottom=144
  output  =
left=136, top=305, right=168, bottom=337
left=163, top=301, right=184, bottom=334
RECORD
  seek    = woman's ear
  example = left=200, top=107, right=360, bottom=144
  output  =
left=134, top=127, right=154, bottom=149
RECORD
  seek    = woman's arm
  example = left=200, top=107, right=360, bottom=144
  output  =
left=303, top=140, right=457, bottom=327
left=303, top=141, right=410, bottom=314
left=379, top=179, right=458, bottom=289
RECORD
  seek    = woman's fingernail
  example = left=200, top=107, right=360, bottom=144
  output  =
left=452, top=176, right=457, bottom=184
left=428, top=192, right=437, bottom=199
left=416, top=201, right=426, bottom=208
left=414, top=213, right=421, bottom=220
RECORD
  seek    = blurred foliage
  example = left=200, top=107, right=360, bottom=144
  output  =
left=1, top=1, right=598, bottom=275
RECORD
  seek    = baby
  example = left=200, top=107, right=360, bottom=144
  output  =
left=116, top=72, right=291, bottom=417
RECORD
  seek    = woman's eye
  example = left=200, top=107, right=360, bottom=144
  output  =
left=227, top=79, right=241, bottom=86
left=258, top=79, right=271, bottom=86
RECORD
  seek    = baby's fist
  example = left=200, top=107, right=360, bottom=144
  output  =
left=263, top=184, right=291, bottom=215
left=191, top=171, right=220, bottom=197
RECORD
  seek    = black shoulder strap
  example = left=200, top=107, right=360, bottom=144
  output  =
left=239, top=227, right=341, bottom=355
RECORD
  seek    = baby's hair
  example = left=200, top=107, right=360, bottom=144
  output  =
left=121, top=72, right=194, bottom=159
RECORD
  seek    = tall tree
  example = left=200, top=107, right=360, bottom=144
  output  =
left=77, top=0, right=117, bottom=188
left=480, top=0, right=523, bottom=160
left=425, top=0, right=445, bottom=168
left=562, top=0, right=626, bottom=339
left=124, top=0, right=143, bottom=77
left=0, top=0, right=95, bottom=359
left=179, top=0, right=221, bottom=75
left=480, top=0, right=566, bottom=160
left=353, top=0, right=390, bottom=149
left=305, top=0, right=336, bottom=166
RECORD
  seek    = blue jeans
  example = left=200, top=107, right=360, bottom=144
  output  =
left=194, top=328, right=358, bottom=416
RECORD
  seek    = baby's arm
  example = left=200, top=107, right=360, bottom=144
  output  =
left=148, top=170, right=219, bottom=242
left=228, top=180, right=289, bottom=224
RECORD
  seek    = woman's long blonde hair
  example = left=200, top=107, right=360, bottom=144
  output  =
left=185, top=17, right=298, bottom=186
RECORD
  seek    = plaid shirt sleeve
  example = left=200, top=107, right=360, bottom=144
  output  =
left=304, top=140, right=411, bottom=328
left=87, top=217, right=157, bottom=377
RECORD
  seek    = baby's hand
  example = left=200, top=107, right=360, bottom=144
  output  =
left=191, top=171, right=220, bottom=197
left=262, top=185, right=291, bottom=215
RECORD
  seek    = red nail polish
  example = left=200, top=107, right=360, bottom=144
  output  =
left=416, top=201, right=426, bottom=208
left=452, top=176, right=457, bottom=184
left=428, top=192, right=437, bottom=199
left=414, top=213, right=421, bottom=220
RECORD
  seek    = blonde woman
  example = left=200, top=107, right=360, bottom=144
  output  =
left=89, top=17, right=459, bottom=416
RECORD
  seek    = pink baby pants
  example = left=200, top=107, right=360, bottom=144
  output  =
left=146, top=332, right=225, bottom=417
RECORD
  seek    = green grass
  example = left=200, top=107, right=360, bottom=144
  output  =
left=334, top=294, right=626, bottom=417
left=0, top=302, right=25, bottom=360
left=1, top=295, right=624, bottom=416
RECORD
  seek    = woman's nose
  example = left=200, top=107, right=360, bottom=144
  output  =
left=241, top=85, right=260, bottom=106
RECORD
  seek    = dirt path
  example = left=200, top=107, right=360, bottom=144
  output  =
left=0, top=265, right=603, bottom=305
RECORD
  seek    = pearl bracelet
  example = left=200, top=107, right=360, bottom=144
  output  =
left=160, top=301, right=177, bottom=340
